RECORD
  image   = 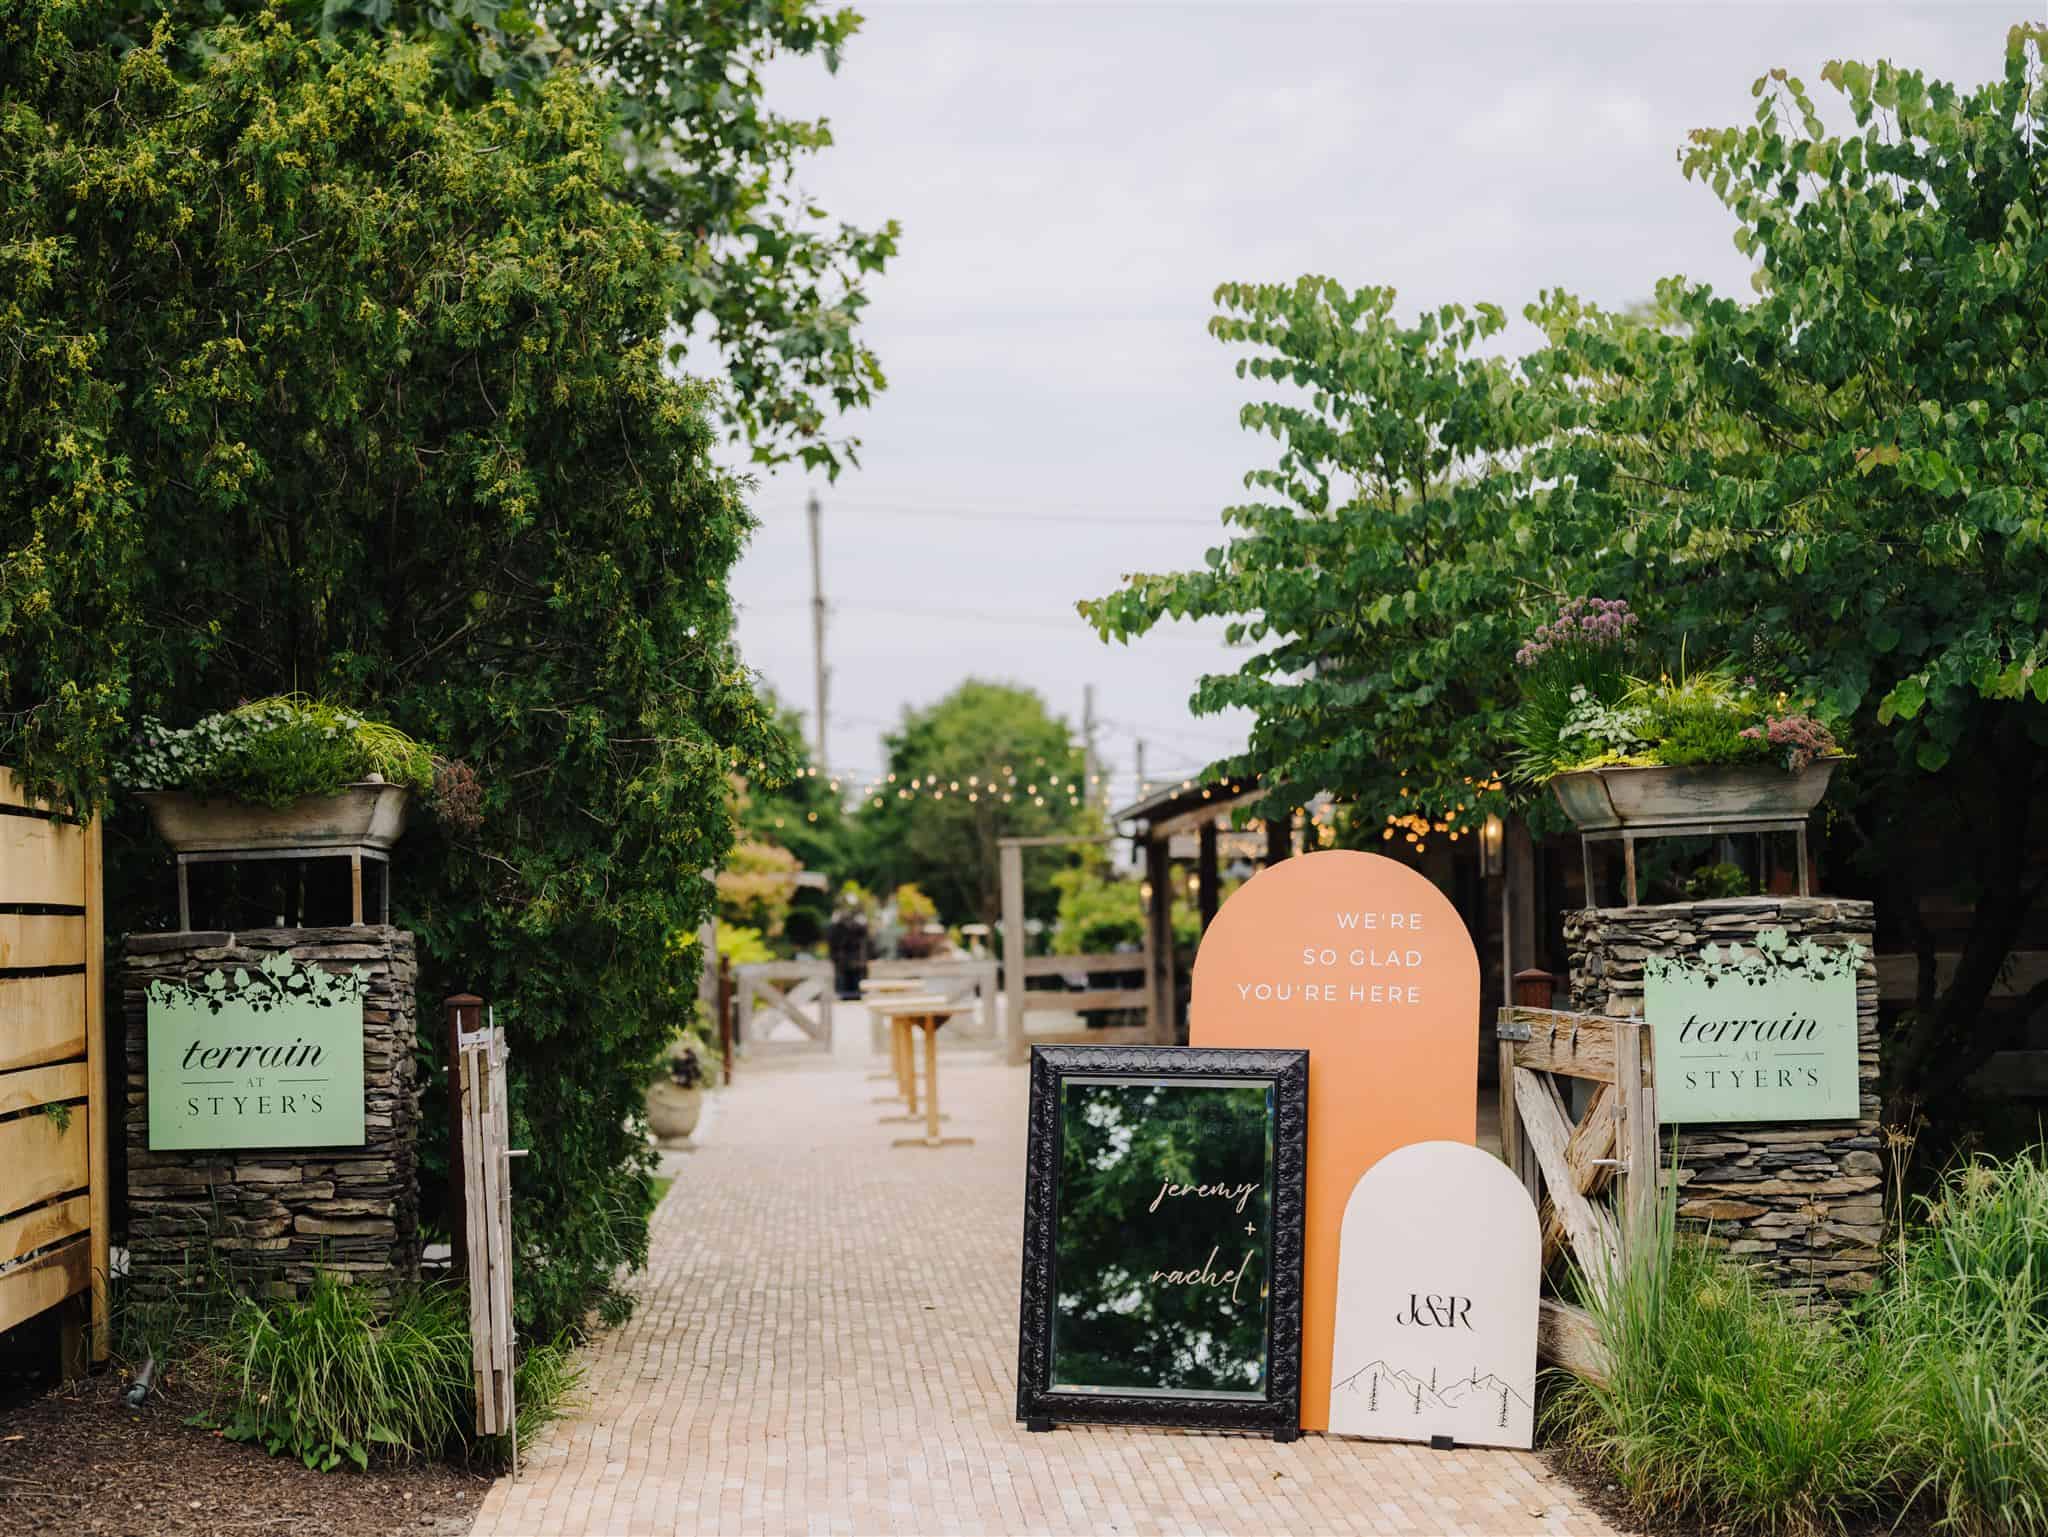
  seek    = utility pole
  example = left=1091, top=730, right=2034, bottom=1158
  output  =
left=1082, top=684, right=1098, bottom=811
left=1135, top=739, right=1147, bottom=801
left=807, top=490, right=828, bottom=774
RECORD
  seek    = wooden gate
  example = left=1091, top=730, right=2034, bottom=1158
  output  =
left=1496, top=970, right=1656, bottom=1383
left=456, top=1014, right=517, bottom=1455
left=736, top=962, right=833, bottom=1046
left=0, top=769, right=108, bottom=1371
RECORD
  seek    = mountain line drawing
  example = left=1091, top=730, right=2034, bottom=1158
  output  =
left=1331, top=1359, right=1533, bottom=1414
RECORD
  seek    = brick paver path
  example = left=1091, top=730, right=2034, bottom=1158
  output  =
left=472, top=1045, right=1620, bottom=1537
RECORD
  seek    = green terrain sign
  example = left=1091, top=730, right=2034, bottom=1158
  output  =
left=147, top=953, right=367, bottom=1150
left=1645, top=929, right=1863, bottom=1125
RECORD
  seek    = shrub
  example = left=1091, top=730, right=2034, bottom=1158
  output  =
left=1050, top=865, right=1144, bottom=956
left=713, top=925, right=774, bottom=967
left=0, top=8, right=790, bottom=1343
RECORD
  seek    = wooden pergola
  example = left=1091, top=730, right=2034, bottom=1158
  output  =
left=993, top=777, right=1293, bottom=1063
left=1112, top=775, right=1296, bottom=1046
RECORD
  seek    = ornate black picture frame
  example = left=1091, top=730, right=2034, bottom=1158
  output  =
left=1015, top=1044, right=1308, bottom=1439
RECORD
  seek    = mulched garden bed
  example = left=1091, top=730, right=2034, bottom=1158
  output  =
left=0, top=1371, right=490, bottom=1537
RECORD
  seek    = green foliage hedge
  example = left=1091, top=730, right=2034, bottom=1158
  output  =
left=1, top=4, right=786, bottom=1340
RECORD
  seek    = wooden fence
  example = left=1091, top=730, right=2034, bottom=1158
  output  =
left=736, top=961, right=833, bottom=1047
left=1496, top=970, right=1656, bottom=1384
left=1004, top=950, right=1153, bottom=1062
left=0, top=769, right=108, bottom=1370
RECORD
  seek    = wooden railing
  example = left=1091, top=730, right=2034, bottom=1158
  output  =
left=0, top=769, right=108, bottom=1372
left=1497, top=970, right=1656, bottom=1384
left=1016, top=952, right=1149, bottom=1016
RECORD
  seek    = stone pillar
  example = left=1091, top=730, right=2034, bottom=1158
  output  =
left=123, top=927, right=421, bottom=1302
left=1566, top=897, right=1883, bottom=1302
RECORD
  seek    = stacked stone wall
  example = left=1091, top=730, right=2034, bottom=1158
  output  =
left=1566, top=897, right=1883, bottom=1301
left=124, top=927, right=420, bottom=1301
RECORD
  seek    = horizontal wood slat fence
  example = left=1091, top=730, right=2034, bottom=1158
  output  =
left=1497, top=972, right=1657, bottom=1386
left=0, top=768, right=108, bottom=1371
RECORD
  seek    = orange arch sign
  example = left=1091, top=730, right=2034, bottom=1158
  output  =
left=1190, top=849, right=1479, bottom=1432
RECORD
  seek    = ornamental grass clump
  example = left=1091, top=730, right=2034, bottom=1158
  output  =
left=1549, top=1195, right=1906, bottom=1536
left=1556, top=1156, right=2048, bottom=1535
left=1875, top=1152, right=2048, bottom=1535
left=208, top=1269, right=583, bottom=1471
left=220, top=1271, right=473, bottom=1470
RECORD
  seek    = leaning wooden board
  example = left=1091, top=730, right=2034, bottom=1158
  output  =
left=0, top=767, right=107, bottom=1366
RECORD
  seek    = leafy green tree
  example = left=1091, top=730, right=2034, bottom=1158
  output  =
left=1532, top=27, right=2048, bottom=1120
left=1082, top=26, right=2048, bottom=1126
left=854, top=681, right=1091, bottom=926
left=734, top=695, right=856, bottom=884
left=122, top=0, right=899, bottom=474
left=1080, top=281, right=1552, bottom=848
left=0, top=6, right=786, bottom=1337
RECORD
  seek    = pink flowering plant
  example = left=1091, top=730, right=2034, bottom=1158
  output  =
left=1508, top=601, right=1845, bottom=781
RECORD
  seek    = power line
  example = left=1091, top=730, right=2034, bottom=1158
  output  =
left=741, top=596, right=1250, bottom=643
left=758, top=497, right=1224, bottom=530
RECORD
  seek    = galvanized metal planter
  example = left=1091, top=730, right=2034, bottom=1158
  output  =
left=1550, top=759, right=1843, bottom=907
left=136, top=781, right=412, bottom=853
left=136, top=783, right=411, bottom=928
left=1549, top=759, right=1840, bottom=833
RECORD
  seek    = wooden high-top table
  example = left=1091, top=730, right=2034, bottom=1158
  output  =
left=867, top=994, right=977, bottom=1149
left=860, top=977, right=927, bottom=1085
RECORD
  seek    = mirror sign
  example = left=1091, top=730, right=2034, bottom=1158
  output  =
left=1016, top=1045, right=1308, bottom=1438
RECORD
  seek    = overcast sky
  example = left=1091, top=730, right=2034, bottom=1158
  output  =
left=728, top=0, right=2012, bottom=805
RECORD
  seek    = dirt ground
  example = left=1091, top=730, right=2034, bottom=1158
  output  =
left=0, top=1371, right=489, bottom=1537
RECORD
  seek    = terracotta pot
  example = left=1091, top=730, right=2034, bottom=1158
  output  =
left=137, top=783, right=412, bottom=853
left=1549, top=759, right=1842, bottom=833
left=646, top=1080, right=704, bottom=1141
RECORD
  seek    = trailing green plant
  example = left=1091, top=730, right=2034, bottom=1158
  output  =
left=1550, top=1192, right=1907, bottom=1535
left=120, top=698, right=434, bottom=808
left=218, top=1272, right=473, bottom=1471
